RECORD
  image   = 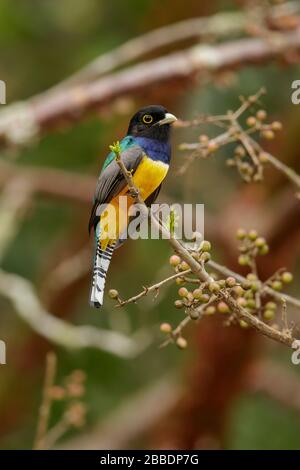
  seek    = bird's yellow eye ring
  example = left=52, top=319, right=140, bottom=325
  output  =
left=142, top=114, right=153, bottom=124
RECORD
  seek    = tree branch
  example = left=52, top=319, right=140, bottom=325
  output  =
left=2, top=27, right=300, bottom=147
left=111, top=144, right=299, bottom=350
left=0, top=269, right=153, bottom=359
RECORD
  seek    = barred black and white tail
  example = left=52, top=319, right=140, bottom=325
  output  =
left=90, top=241, right=115, bottom=308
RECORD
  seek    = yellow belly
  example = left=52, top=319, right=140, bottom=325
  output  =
left=132, top=156, right=169, bottom=199
left=99, top=156, right=169, bottom=249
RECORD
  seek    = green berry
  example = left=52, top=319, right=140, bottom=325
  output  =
left=272, top=280, right=283, bottom=291
left=180, top=261, right=189, bottom=271
left=108, top=289, right=119, bottom=299
left=238, top=255, right=250, bottom=266
left=217, top=301, right=230, bottom=314
left=248, top=229, right=258, bottom=241
left=250, top=282, right=259, bottom=292
left=200, top=252, right=211, bottom=263
left=281, top=272, right=293, bottom=284
left=246, top=299, right=256, bottom=309
left=209, top=282, right=221, bottom=293
left=193, top=288, right=203, bottom=300
left=242, top=280, right=252, bottom=290
left=263, top=309, right=275, bottom=320
left=265, top=301, right=276, bottom=310
left=233, top=286, right=244, bottom=297
left=258, top=245, right=269, bottom=255
left=236, top=228, right=247, bottom=240
left=255, top=237, right=266, bottom=248
left=174, top=300, right=184, bottom=309
left=200, top=240, right=211, bottom=252
left=247, top=273, right=257, bottom=281
left=200, top=294, right=210, bottom=303
left=178, top=287, right=189, bottom=298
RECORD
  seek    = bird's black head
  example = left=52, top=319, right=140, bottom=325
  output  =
left=127, top=105, right=177, bottom=142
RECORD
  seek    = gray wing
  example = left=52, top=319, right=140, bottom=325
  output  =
left=89, top=145, right=144, bottom=233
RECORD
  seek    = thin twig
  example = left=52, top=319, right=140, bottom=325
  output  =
left=34, top=352, right=57, bottom=450
left=117, top=269, right=191, bottom=307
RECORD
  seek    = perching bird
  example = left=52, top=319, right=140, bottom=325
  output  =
left=89, top=105, right=177, bottom=307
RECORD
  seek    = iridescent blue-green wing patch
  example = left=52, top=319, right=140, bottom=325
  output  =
left=100, top=136, right=135, bottom=173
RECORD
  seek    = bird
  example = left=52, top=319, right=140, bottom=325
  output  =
left=89, top=105, right=177, bottom=308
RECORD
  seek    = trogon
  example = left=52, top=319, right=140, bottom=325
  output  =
left=89, top=105, right=177, bottom=307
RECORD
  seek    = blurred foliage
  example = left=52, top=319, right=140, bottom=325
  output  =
left=0, top=0, right=300, bottom=450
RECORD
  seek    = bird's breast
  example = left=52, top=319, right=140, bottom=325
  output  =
left=132, top=155, right=169, bottom=199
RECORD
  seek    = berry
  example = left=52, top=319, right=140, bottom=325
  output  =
left=256, top=110, right=267, bottom=121
left=178, top=287, right=189, bottom=298
left=169, top=255, right=181, bottom=267
left=108, top=289, right=119, bottom=299
left=193, top=288, right=203, bottom=300
left=205, top=306, right=216, bottom=315
left=238, top=255, right=250, bottom=266
left=208, top=282, right=221, bottom=293
left=246, top=116, right=256, bottom=127
left=200, top=252, right=211, bottom=263
left=176, top=337, right=187, bottom=349
left=265, top=301, right=276, bottom=310
left=271, top=121, right=282, bottom=131
left=272, top=280, right=282, bottom=291
left=255, top=237, right=266, bottom=248
left=226, top=277, right=236, bottom=287
left=259, top=152, right=269, bottom=163
left=248, top=229, right=258, bottom=240
left=217, top=301, right=230, bottom=314
left=200, top=240, right=211, bottom=252
left=263, top=310, right=275, bottom=320
left=281, top=272, right=293, bottom=284
left=189, top=310, right=199, bottom=320
left=160, top=323, right=172, bottom=334
left=262, top=130, right=274, bottom=140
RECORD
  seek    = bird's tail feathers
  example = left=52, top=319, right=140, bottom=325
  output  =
left=90, top=234, right=115, bottom=308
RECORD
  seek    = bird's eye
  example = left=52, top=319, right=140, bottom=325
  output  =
left=142, top=114, right=153, bottom=124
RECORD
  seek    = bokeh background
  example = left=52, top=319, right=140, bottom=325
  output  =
left=0, top=0, right=300, bottom=450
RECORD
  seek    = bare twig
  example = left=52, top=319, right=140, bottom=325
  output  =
left=117, top=269, right=191, bottom=307
left=34, top=352, right=57, bottom=450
